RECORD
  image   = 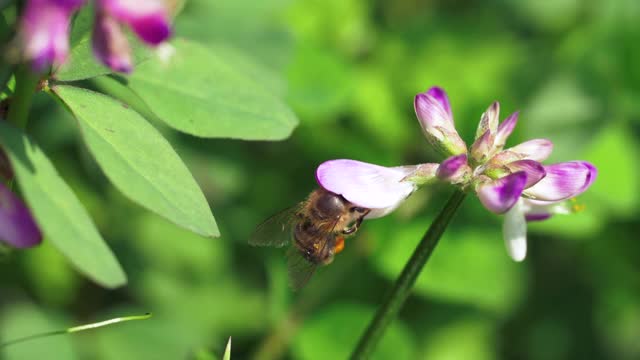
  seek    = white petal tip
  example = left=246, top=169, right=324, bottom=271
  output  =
left=509, top=249, right=527, bottom=262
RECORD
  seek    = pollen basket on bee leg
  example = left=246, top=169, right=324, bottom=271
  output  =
left=334, top=237, right=345, bottom=254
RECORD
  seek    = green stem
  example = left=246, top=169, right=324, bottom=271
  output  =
left=6, top=65, right=39, bottom=129
left=0, top=313, right=152, bottom=348
left=350, top=190, right=466, bottom=359
left=0, top=65, right=12, bottom=95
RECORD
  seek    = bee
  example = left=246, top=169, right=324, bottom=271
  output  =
left=249, top=188, right=370, bottom=290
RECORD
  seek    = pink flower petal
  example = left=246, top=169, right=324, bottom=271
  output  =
left=521, top=198, right=571, bottom=221
left=487, top=150, right=521, bottom=168
left=524, top=161, right=597, bottom=201
left=436, top=154, right=468, bottom=182
left=414, top=87, right=467, bottom=156
left=401, top=163, right=439, bottom=185
left=316, top=159, right=417, bottom=216
left=470, top=129, right=495, bottom=163
left=54, top=0, right=86, bottom=8
left=494, top=111, right=519, bottom=150
left=19, top=0, right=83, bottom=70
left=414, top=89, right=454, bottom=133
left=0, top=182, right=42, bottom=248
left=475, top=101, right=499, bottom=140
left=505, top=160, right=546, bottom=188
left=98, top=0, right=171, bottom=45
left=127, top=12, right=171, bottom=45
left=92, top=11, right=133, bottom=73
left=503, top=199, right=527, bottom=261
left=525, top=213, right=552, bottom=222
left=476, top=172, right=528, bottom=214
left=425, top=87, right=452, bottom=120
left=508, top=139, right=554, bottom=162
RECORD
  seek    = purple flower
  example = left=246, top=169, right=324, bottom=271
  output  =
left=93, top=0, right=171, bottom=72
left=426, top=94, right=596, bottom=260
left=436, top=154, right=470, bottom=183
left=499, top=162, right=597, bottom=260
left=92, top=11, right=133, bottom=73
left=315, top=86, right=598, bottom=262
left=16, top=0, right=85, bottom=70
left=15, top=0, right=171, bottom=73
left=0, top=182, right=42, bottom=248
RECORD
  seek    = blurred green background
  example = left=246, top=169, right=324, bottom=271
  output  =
left=2, top=0, right=640, bottom=359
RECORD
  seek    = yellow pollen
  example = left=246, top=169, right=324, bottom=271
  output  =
left=569, top=198, right=586, bottom=213
left=572, top=204, right=586, bottom=212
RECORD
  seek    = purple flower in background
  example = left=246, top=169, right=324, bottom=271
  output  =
left=16, top=0, right=85, bottom=70
left=93, top=11, right=133, bottom=73
left=315, top=86, right=597, bottom=262
left=93, top=0, right=171, bottom=72
left=15, top=0, right=171, bottom=72
left=0, top=182, right=42, bottom=248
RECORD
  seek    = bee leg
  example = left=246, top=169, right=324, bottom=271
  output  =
left=342, top=226, right=357, bottom=235
left=334, top=236, right=345, bottom=254
left=342, top=215, right=366, bottom=235
left=354, top=216, right=365, bottom=230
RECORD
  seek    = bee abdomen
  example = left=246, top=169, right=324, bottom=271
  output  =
left=293, top=221, right=333, bottom=264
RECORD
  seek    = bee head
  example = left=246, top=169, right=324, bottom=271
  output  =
left=315, top=191, right=347, bottom=218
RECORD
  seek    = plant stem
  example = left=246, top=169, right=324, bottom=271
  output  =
left=350, top=190, right=466, bottom=359
left=0, top=313, right=152, bottom=348
left=0, top=65, right=13, bottom=96
left=6, top=65, right=39, bottom=129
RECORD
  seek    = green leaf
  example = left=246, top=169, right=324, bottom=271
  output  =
left=292, top=303, right=416, bottom=360
left=53, top=85, right=219, bottom=238
left=68, top=4, right=94, bottom=47
left=125, top=38, right=298, bottom=140
left=222, top=337, right=231, bottom=360
left=0, top=122, right=126, bottom=288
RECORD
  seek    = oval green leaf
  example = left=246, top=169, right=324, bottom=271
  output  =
left=125, top=38, right=298, bottom=140
left=0, top=122, right=126, bottom=288
left=52, top=85, right=219, bottom=238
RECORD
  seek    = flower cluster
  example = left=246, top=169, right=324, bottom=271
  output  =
left=316, top=87, right=597, bottom=261
left=15, top=0, right=171, bottom=73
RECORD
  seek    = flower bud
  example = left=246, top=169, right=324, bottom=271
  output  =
left=414, top=87, right=467, bottom=157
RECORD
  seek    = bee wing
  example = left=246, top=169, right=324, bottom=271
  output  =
left=285, top=235, right=337, bottom=290
left=285, top=246, right=318, bottom=290
left=249, top=204, right=302, bottom=248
